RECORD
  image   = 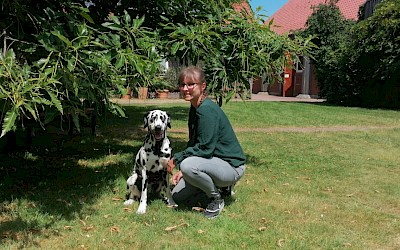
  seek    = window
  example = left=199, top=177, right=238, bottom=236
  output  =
left=294, top=56, right=304, bottom=72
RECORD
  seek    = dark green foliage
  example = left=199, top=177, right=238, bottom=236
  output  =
left=163, top=8, right=315, bottom=103
left=351, top=0, right=400, bottom=108
left=0, top=1, right=160, bottom=137
left=302, top=0, right=400, bottom=108
left=302, top=2, right=357, bottom=105
left=0, top=0, right=314, bottom=138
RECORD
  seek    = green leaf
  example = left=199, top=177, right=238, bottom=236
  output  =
left=133, top=16, right=145, bottom=29
left=31, top=97, right=52, bottom=106
left=51, top=31, right=72, bottom=46
left=124, top=10, right=131, bottom=25
left=115, top=54, right=125, bottom=69
left=80, top=12, right=94, bottom=24
left=47, top=90, right=63, bottom=114
left=71, top=113, right=81, bottom=132
left=268, top=18, right=274, bottom=27
left=111, top=15, right=121, bottom=25
left=171, top=43, right=181, bottom=55
left=44, top=67, right=54, bottom=76
left=90, top=41, right=107, bottom=48
left=1, top=108, right=18, bottom=138
left=109, top=103, right=126, bottom=118
left=67, top=58, right=75, bottom=71
left=24, top=103, right=38, bottom=120
left=43, top=111, right=58, bottom=125
left=36, top=58, right=49, bottom=66
left=102, top=22, right=122, bottom=31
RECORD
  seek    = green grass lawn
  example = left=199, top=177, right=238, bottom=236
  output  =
left=1, top=101, right=399, bottom=249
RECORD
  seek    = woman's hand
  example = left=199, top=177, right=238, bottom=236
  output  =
left=172, top=171, right=183, bottom=185
left=167, top=158, right=175, bottom=173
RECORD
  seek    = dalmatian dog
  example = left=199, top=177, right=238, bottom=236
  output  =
left=124, top=110, right=176, bottom=214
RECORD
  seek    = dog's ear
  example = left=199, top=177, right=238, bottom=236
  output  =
left=166, top=112, right=171, bottom=128
left=143, top=111, right=150, bottom=128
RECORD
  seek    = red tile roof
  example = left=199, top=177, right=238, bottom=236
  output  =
left=232, top=0, right=252, bottom=16
left=266, top=0, right=367, bottom=34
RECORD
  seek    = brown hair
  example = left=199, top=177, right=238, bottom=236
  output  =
left=178, top=66, right=205, bottom=84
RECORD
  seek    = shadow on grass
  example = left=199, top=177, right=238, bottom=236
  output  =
left=0, top=105, right=189, bottom=244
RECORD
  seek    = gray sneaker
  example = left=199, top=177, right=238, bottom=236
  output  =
left=204, top=198, right=225, bottom=219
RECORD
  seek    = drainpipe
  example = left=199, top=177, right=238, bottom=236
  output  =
left=297, top=56, right=311, bottom=99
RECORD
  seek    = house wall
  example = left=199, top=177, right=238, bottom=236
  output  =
left=283, top=67, right=295, bottom=97
left=293, top=71, right=303, bottom=96
left=252, top=77, right=262, bottom=94
left=252, top=61, right=319, bottom=98
left=268, top=81, right=282, bottom=96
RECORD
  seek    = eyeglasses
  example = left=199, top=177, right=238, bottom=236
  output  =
left=179, top=82, right=198, bottom=89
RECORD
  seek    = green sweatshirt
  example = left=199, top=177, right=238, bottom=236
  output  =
left=173, top=98, right=246, bottom=168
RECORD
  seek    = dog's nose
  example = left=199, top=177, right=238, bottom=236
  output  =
left=155, top=125, right=162, bottom=131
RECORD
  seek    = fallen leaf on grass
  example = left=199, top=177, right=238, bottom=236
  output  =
left=1, top=231, right=12, bottom=238
left=192, top=207, right=204, bottom=212
left=82, top=226, right=95, bottom=232
left=56, top=199, right=73, bottom=207
left=346, top=193, right=354, bottom=197
left=165, top=222, right=189, bottom=232
left=228, top=213, right=238, bottom=218
left=112, top=197, right=123, bottom=201
left=123, top=208, right=132, bottom=212
left=277, top=239, right=285, bottom=247
left=258, top=226, right=267, bottom=231
left=26, top=202, right=37, bottom=208
left=197, top=229, right=205, bottom=234
left=110, top=226, right=120, bottom=233
left=295, top=176, right=311, bottom=180
left=79, top=220, right=86, bottom=226
left=63, top=226, right=73, bottom=230
left=104, top=214, right=112, bottom=218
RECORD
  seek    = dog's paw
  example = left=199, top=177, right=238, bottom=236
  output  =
left=136, top=203, right=147, bottom=214
left=124, top=199, right=135, bottom=206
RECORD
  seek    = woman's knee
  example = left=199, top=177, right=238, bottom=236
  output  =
left=180, top=157, right=198, bottom=175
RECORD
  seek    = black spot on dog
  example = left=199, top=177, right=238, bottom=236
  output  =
left=143, top=179, right=148, bottom=192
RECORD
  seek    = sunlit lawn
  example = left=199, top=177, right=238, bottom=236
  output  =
left=1, top=101, right=399, bottom=249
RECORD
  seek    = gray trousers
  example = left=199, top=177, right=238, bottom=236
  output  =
left=172, top=156, right=245, bottom=207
